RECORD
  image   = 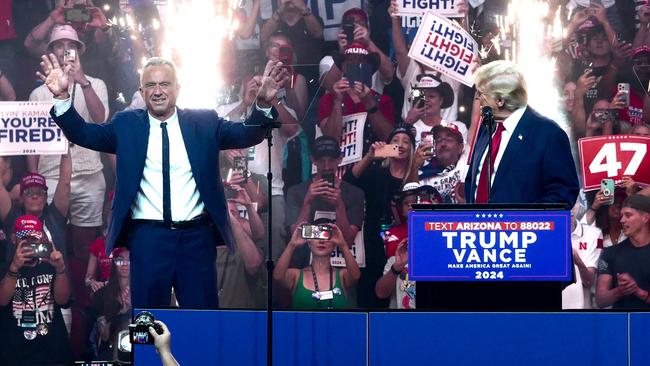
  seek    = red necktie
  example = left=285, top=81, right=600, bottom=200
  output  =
left=475, top=122, right=505, bottom=203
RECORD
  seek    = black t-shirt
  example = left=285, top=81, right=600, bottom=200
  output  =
left=344, top=164, right=403, bottom=268
left=0, top=263, right=71, bottom=366
left=597, top=239, right=650, bottom=309
left=276, top=16, right=324, bottom=85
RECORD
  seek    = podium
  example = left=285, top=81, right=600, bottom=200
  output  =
left=410, top=204, right=572, bottom=311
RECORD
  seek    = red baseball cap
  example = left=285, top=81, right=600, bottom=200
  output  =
left=14, top=215, right=44, bottom=240
left=20, top=173, right=48, bottom=194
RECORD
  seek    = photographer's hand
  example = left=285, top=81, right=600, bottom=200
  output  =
left=149, top=320, right=180, bottom=366
left=43, top=248, right=66, bottom=274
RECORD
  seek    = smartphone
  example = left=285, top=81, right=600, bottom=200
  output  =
left=233, top=156, right=249, bottom=183
left=342, top=16, right=355, bottom=44
left=64, top=49, right=76, bottom=64
left=301, top=224, right=332, bottom=240
left=420, top=131, right=435, bottom=155
left=64, top=5, right=91, bottom=23
left=321, top=172, right=335, bottom=188
left=343, top=63, right=372, bottom=88
left=25, top=238, right=53, bottom=259
left=278, top=45, right=293, bottom=64
left=592, top=109, right=615, bottom=124
left=601, top=178, right=615, bottom=205
left=617, top=83, right=630, bottom=108
left=375, top=144, right=400, bottom=158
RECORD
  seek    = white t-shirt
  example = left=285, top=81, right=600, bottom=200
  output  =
left=29, top=75, right=108, bottom=178
left=383, top=256, right=415, bottom=309
left=397, top=59, right=460, bottom=122
left=562, top=222, right=603, bottom=309
left=419, top=148, right=469, bottom=203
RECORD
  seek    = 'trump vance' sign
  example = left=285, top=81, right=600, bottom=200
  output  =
left=408, top=209, right=571, bottom=281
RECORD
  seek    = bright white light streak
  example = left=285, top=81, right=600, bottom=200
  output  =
left=501, top=0, right=571, bottom=139
left=159, top=0, right=240, bottom=109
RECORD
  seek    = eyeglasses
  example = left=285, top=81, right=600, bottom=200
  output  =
left=114, top=259, right=130, bottom=266
left=22, top=188, right=46, bottom=197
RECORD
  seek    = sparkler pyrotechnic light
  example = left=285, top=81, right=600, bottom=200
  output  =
left=153, top=0, right=242, bottom=108
left=490, top=0, right=570, bottom=138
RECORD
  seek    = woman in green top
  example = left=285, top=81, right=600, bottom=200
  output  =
left=273, top=222, right=360, bottom=309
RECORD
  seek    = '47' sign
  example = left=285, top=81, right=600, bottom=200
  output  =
left=578, top=135, right=650, bottom=191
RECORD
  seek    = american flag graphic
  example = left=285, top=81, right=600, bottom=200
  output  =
left=12, top=283, right=54, bottom=326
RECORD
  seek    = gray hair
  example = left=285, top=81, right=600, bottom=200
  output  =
left=140, top=57, right=178, bottom=84
left=475, top=60, right=528, bottom=111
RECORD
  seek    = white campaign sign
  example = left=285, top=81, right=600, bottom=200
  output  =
left=0, top=101, right=68, bottom=156
left=396, top=0, right=462, bottom=17
left=407, top=11, right=478, bottom=87
left=339, top=112, right=367, bottom=166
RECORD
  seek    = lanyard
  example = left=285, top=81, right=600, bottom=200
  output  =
left=312, top=265, right=333, bottom=309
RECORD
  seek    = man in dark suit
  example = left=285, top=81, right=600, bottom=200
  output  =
left=36, top=53, right=287, bottom=308
left=419, top=60, right=579, bottom=311
left=464, top=60, right=579, bottom=207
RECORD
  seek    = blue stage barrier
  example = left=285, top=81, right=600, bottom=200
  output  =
left=134, top=310, right=647, bottom=366
left=631, top=313, right=650, bottom=366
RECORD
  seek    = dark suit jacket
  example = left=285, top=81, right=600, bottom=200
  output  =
left=51, top=106, right=274, bottom=253
left=464, top=106, right=579, bottom=208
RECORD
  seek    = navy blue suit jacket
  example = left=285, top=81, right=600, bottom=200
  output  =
left=464, top=107, right=579, bottom=207
left=51, top=106, right=273, bottom=253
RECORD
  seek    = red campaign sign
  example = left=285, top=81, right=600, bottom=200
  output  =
left=578, top=135, right=650, bottom=191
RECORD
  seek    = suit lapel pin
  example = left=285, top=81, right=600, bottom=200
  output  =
left=518, top=134, right=523, bottom=141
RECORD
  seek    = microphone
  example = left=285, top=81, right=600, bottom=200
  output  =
left=481, top=106, right=494, bottom=126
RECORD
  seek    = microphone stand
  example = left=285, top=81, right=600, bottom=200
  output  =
left=245, top=113, right=281, bottom=366
left=482, top=107, right=495, bottom=204
left=263, top=119, right=280, bottom=366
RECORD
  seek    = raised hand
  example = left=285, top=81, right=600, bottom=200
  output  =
left=256, top=59, right=289, bottom=107
left=36, top=53, right=72, bottom=99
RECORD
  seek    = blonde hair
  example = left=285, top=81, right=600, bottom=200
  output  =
left=475, top=60, right=528, bottom=111
left=381, top=135, right=415, bottom=186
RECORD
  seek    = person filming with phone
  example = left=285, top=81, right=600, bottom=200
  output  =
left=343, top=126, right=415, bottom=308
left=273, top=221, right=359, bottom=310
left=0, top=216, right=72, bottom=365
left=285, top=136, right=365, bottom=268
left=318, top=43, right=395, bottom=153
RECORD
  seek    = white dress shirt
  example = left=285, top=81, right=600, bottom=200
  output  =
left=474, top=106, right=527, bottom=200
left=130, top=109, right=205, bottom=221
left=54, top=98, right=274, bottom=221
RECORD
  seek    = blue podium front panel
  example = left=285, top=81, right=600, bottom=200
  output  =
left=369, top=312, right=628, bottom=366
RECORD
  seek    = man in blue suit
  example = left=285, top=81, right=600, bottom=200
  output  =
left=37, top=53, right=287, bottom=308
left=464, top=60, right=579, bottom=207
left=418, top=61, right=579, bottom=311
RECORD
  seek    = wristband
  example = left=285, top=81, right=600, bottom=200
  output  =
left=390, top=264, right=402, bottom=276
left=80, top=80, right=92, bottom=89
left=7, top=270, right=19, bottom=278
left=366, top=105, right=379, bottom=114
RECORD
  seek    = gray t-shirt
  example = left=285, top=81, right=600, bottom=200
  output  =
left=285, top=179, right=365, bottom=268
